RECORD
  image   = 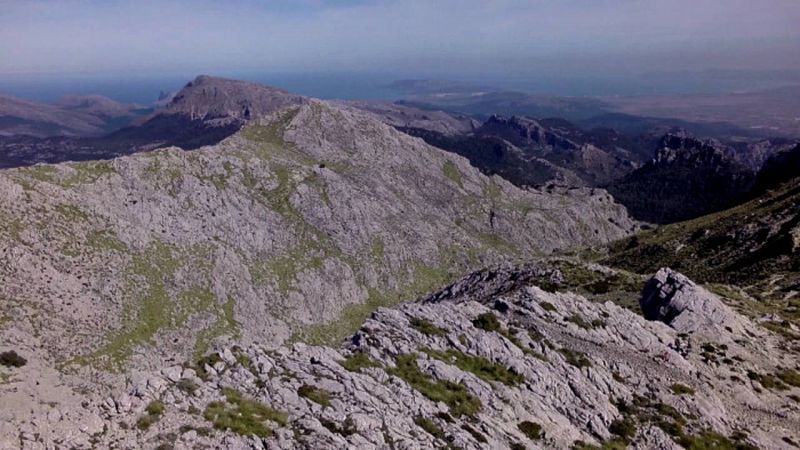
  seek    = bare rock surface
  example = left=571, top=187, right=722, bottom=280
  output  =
left=4, top=265, right=797, bottom=449
left=641, top=268, right=753, bottom=337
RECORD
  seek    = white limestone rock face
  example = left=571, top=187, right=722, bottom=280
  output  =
left=640, top=268, right=753, bottom=337
left=7, top=265, right=797, bottom=449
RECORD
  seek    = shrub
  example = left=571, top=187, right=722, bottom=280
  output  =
left=518, top=421, right=543, bottom=440
left=0, top=350, right=26, bottom=368
left=203, top=387, right=288, bottom=438
left=388, top=354, right=481, bottom=417
left=670, top=383, right=695, bottom=396
left=566, top=314, right=591, bottom=329
left=540, top=302, right=557, bottom=312
left=176, top=378, right=199, bottom=396
left=414, top=416, right=445, bottom=440
left=410, top=317, right=448, bottom=337
left=297, top=384, right=332, bottom=407
left=558, top=348, right=592, bottom=368
left=424, top=348, right=524, bottom=386
left=339, top=352, right=381, bottom=373
left=609, top=418, right=637, bottom=441
left=146, top=400, right=165, bottom=416
left=137, top=400, right=166, bottom=430
left=137, top=414, right=156, bottom=430
left=777, top=369, right=800, bottom=387
left=472, top=313, right=501, bottom=332
left=462, top=423, right=487, bottom=443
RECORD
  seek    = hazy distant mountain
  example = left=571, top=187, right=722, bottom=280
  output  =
left=607, top=131, right=757, bottom=223
left=340, top=100, right=479, bottom=136
left=0, top=94, right=148, bottom=138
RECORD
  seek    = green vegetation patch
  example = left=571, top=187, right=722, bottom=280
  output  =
left=137, top=400, right=165, bottom=430
left=558, top=348, right=592, bottom=368
left=442, top=161, right=464, bottom=188
left=670, top=383, right=696, bottom=396
left=297, top=262, right=454, bottom=346
left=414, top=415, right=446, bottom=440
left=423, top=348, right=524, bottom=386
left=203, top=387, right=288, bottom=438
left=410, top=317, right=448, bottom=337
left=339, top=352, right=382, bottom=373
left=388, top=353, right=482, bottom=417
left=518, top=421, right=544, bottom=440
left=297, top=384, right=332, bottom=407
left=62, top=161, right=115, bottom=187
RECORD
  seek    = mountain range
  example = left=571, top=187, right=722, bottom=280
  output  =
left=0, top=76, right=799, bottom=450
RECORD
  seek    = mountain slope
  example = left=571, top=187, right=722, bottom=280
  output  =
left=607, top=132, right=756, bottom=223
left=0, top=98, right=635, bottom=382
left=5, top=264, right=798, bottom=449
left=603, top=176, right=800, bottom=334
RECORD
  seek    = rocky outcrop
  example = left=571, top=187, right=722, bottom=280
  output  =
left=640, top=268, right=752, bottom=336
left=5, top=265, right=797, bottom=449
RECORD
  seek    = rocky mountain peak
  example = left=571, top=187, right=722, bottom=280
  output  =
left=163, top=75, right=307, bottom=126
left=654, top=132, right=735, bottom=168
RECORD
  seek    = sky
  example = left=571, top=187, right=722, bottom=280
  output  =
left=1, top=0, right=800, bottom=98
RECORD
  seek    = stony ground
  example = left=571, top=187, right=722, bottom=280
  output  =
left=5, top=264, right=799, bottom=449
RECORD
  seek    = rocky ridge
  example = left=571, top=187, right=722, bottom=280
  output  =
left=5, top=264, right=799, bottom=449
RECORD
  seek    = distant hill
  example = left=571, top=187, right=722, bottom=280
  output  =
left=0, top=94, right=148, bottom=138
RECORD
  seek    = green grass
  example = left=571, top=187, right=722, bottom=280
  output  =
left=388, top=354, right=482, bottom=417
left=137, top=400, right=166, bottom=430
left=602, top=179, right=800, bottom=326
left=203, top=387, right=288, bottom=438
left=146, top=400, right=165, bottom=416
left=297, top=384, right=332, bottom=407
left=410, top=317, right=448, bottom=337
left=296, top=262, right=455, bottom=345
left=442, top=161, right=463, bottom=188
left=414, top=416, right=446, bottom=440
left=62, top=161, right=115, bottom=187
left=339, top=352, right=382, bottom=373
left=423, top=348, right=524, bottom=386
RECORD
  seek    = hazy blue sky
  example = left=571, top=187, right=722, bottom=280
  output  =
left=1, top=0, right=799, bottom=78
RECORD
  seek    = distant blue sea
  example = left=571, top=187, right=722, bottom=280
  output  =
left=0, top=72, right=405, bottom=105
left=1, top=70, right=797, bottom=105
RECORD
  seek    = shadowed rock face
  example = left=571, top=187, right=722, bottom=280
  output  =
left=641, top=268, right=749, bottom=336
left=607, top=132, right=757, bottom=224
